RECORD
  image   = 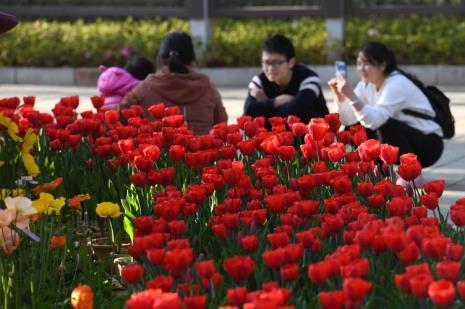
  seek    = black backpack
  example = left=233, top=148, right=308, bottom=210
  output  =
left=402, top=84, right=455, bottom=139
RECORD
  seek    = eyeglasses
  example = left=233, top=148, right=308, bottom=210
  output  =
left=261, top=59, right=288, bottom=69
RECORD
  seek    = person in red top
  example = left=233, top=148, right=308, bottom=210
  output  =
left=122, top=32, right=228, bottom=135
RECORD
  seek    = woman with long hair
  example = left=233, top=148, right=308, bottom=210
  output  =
left=328, top=41, right=443, bottom=168
left=122, top=31, right=227, bottom=135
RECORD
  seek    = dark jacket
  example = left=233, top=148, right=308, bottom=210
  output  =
left=244, top=64, right=328, bottom=125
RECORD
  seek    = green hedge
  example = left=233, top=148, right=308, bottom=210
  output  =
left=0, top=15, right=464, bottom=67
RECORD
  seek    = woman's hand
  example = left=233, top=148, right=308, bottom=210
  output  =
left=334, top=76, right=358, bottom=101
left=328, top=78, right=346, bottom=102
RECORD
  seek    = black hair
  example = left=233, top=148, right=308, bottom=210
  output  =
left=124, top=56, right=155, bottom=80
left=359, top=41, right=422, bottom=86
left=159, top=32, right=196, bottom=74
left=262, top=34, right=295, bottom=60
left=359, top=42, right=398, bottom=76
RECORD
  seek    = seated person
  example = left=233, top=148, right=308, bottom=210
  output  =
left=121, top=32, right=227, bottom=135
left=98, top=56, right=155, bottom=111
left=328, top=41, right=443, bottom=168
left=244, top=34, right=329, bottom=126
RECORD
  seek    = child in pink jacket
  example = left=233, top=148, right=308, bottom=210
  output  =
left=97, top=56, right=155, bottom=111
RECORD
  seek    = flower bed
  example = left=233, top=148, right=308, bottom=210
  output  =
left=1, top=95, right=465, bottom=308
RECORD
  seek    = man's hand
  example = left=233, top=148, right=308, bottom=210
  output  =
left=273, top=94, right=294, bottom=108
left=250, top=88, right=268, bottom=101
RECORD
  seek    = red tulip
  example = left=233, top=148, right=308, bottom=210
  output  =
left=121, top=264, right=145, bottom=284
left=163, top=248, right=194, bottom=278
left=145, top=275, right=173, bottom=292
left=340, top=258, right=370, bottom=278
left=90, top=95, right=105, bottom=109
left=451, top=203, right=465, bottom=226
left=457, top=280, right=465, bottom=301
left=409, top=274, right=433, bottom=298
left=148, top=103, right=166, bottom=118
left=276, top=145, right=296, bottom=161
left=380, top=143, right=399, bottom=165
left=308, top=118, right=329, bottom=141
left=290, top=122, right=307, bottom=136
left=428, top=280, right=455, bottom=307
left=326, top=142, right=345, bottom=162
left=422, top=236, right=448, bottom=260
left=325, top=113, right=341, bottom=133
left=133, top=155, right=154, bottom=172
left=240, top=235, right=259, bottom=253
left=367, top=194, right=385, bottom=209
left=423, top=180, right=445, bottom=197
left=436, top=261, right=461, bottom=282
left=280, top=263, right=300, bottom=281
left=223, top=256, right=255, bottom=281
left=446, top=243, right=463, bottom=261
left=196, top=260, right=216, bottom=280
left=263, top=248, right=285, bottom=269
left=146, top=248, right=165, bottom=265
left=350, top=125, right=367, bottom=146
left=130, top=172, right=147, bottom=187
left=420, top=192, right=439, bottom=210
left=243, top=120, right=259, bottom=137
left=357, top=139, right=381, bottom=162
left=183, top=295, right=207, bottom=309
left=343, top=278, right=372, bottom=301
left=397, top=153, right=422, bottom=181
left=319, top=290, right=346, bottom=309
left=267, top=232, right=289, bottom=249
left=227, top=287, right=248, bottom=306
left=163, top=114, right=184, bottom=127
left=300, top=143, right=316, bottom=160
left=308, top=261, right=332, bottom=285
left=237, top=140, right=256, bottom=156
left=398, top=242, right=420, bottom=264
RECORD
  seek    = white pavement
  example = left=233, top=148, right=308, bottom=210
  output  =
left=1, top=84, right=464, bottom=212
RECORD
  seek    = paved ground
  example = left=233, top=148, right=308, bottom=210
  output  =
left=1, top=84, right=464, bottom=212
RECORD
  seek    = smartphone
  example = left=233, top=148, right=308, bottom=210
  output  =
left=335, top=61, right=347, bottom=78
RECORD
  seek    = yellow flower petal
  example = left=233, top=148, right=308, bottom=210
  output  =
left=21, top=128, right=37, bottom=154
left=0, top=112, right=22, bottom=142
left=31, top=192, right=54, bottom=214
left=22, top=153, right=40, bottom=177
left=96, top=202, right=121, bottom=218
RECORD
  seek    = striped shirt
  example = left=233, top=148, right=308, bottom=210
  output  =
left=244, top=64, right=328, bottom=125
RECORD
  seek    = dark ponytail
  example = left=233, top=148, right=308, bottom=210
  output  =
left=360, top=41, right=423, bottom=87
left=159, top=32, right=196, bottom=74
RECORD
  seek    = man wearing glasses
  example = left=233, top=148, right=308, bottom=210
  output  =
left=244, top=34, right=328, bottom=127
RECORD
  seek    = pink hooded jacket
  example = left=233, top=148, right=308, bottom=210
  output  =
left=97, top=66, right=140, bottom=110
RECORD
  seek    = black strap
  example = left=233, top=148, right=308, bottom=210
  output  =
left=402, top=108, right=435, bottom=120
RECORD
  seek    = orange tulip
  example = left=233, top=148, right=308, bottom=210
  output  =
left=71, top=284, right=93, bottom=309
left=50, top=235, right=66, bottom=248
left=32, top=177, right=63, bottom=194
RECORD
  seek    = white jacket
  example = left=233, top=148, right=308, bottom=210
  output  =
left=333, top=71, right=443, bottom=137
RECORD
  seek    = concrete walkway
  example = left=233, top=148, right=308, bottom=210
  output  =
left=1, top=84, right=464, bottom=212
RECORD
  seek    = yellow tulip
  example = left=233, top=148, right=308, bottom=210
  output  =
left=96, top=202, right=121, bottom=218
left=31, top=192, right=54, bottom=214
left=47, top=196, right=66, bottom=215
left=0, top=112, right=22, bottom=142
left=22, top=153, right=40, bottom=177
left=0, top=188, right=25, bottom=200
left=21, top=128, right=37, bottom=154
left=0, top=161, right=4, bottom=167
